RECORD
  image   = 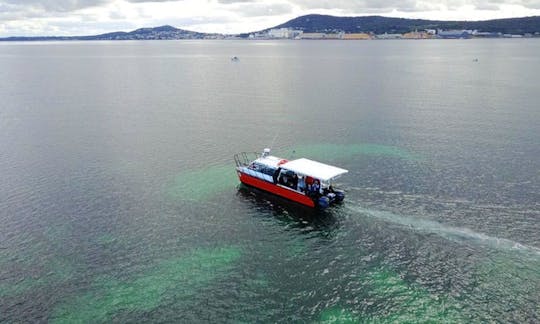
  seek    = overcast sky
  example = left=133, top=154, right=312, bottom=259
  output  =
left=1, top=0, right=540, bottom=37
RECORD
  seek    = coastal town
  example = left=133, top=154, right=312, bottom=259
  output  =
left=2, top=14, right=539, bottom=41
left=248, top=27, right=540, bottom=40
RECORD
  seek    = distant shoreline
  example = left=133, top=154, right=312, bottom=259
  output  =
left=2, top=14, right=540, bottom=41
left=2, top=37, right=539, bottom=42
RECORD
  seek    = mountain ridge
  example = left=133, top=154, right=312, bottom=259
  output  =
left=270, top=14, right=540, bottom=35
left=2, top=14, right=540, bottom=41
left=0, top=25, right=213, bottom=41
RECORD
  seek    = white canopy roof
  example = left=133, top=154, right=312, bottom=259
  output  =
left=281, top=158, right=348, bottom=181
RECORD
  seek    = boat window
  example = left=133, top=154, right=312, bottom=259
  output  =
left=278, top=170, right=299, bottom=189
left=251, top=163, right=276, bottom=177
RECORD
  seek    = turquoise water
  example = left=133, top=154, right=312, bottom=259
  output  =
left=0, top=40, right=539, bottom=322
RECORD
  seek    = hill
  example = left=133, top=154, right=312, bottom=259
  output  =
left=0, top=25, right=216, bottom=41
left=271, top=14, right=540, bottom=35
left=2, top=15, right=540, bottom=41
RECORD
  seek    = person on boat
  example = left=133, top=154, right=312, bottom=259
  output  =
left=309, top=179, right=321, bottom=197
left=291, top=173, right=298, bottom=190
left=313, top=180, right=320, bottom=192
left=305, top=176, right=314, bottom=189
left=297, top=176, right=306, bottom=192
left=324, top=185, right=336, bottom=200
left=273, top=168, right=280, bottom=183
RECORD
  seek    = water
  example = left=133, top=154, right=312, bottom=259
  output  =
left=1, top=40, right=539, bottom=322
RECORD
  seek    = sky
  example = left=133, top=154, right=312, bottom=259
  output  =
left=1, top=0, right=540, bottom=37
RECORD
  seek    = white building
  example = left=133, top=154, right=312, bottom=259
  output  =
left=267, top=28, right=303, bottom=39
left=376, top=33, right=402, bottom=39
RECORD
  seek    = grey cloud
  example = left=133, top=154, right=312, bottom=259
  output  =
left=109, top=10, right=127, bottom=20
left=1, top=0, right=111, bottom=12
left=0, top=2, right=59, bottom=21
left=291, top=0, right=419, bottom=13
left=178, top=15, right=237, bottom=24
left=2, top=0, right=540, bottom=17
left=217, top=0, right=255, bottom=3
left=474, top=3, right=501, bottom=10
left=214, top=1, right=293, bottom=17
left=289, top=0, right=540, bottom=12
left=235, top=2, right=294, bottom=17
left=124, top=0, right=179, bottom=2
left=2, top=0, right=540, bottom=33
left=521, top=0, right=540, bottom=9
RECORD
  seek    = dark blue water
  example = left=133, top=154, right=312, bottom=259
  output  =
left=1, top=40, right=539, bottom=322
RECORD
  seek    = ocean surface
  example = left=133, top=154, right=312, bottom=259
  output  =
left=0, top=39, right=539, bottom=323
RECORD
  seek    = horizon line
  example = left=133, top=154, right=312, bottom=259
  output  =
left=2, top=13, right=539, bottom=39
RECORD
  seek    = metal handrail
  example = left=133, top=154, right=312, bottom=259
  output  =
left=234, top=152, right=259, bottom=168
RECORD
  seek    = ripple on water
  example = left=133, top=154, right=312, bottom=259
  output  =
left=468, top=253, right=540, bottom=322
left=277, top=143, right=420, bottom=162
left=345, top=202, right=540, bottom=256
left=50, top=246, right=242, bottom=323
left=166, top=165, right=237, bottom=202
left=318, top=307, right=358, bottom=323
left=0, top=220, right=81, bottom=299
left=324, top=201, right=540, bottom=322
left=317, top=267, right=464, bottom=323
left=165, top=143, right=417, bottom=203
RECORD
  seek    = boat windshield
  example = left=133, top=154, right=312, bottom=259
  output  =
left=249, top=162, right=276, bottom=177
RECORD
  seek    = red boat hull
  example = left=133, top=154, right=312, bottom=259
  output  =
left=238, top=171, right=316, bottom=208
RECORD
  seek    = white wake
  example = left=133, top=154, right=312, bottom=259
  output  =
left=345, top=203, right=540, bottom=256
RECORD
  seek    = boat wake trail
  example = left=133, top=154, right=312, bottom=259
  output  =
left=345, top=203, right=540, bottom=256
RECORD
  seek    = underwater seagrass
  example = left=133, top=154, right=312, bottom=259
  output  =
left=51, top=246, right=242, bottom=323
left=318, top=267, right=464, bottom=323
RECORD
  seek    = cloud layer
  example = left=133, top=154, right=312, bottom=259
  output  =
left=1, top=0, right=540, bottom=37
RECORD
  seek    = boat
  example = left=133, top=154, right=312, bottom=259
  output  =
left=234, top=148, right=348, bottom=209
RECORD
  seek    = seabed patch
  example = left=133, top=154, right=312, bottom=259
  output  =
left=318, top=267, right=463, bottom=323
left=0, top=222, right=81, bottom=299
left=51, top=246, right=242, bottom=323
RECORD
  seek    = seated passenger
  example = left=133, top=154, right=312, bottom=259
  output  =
left=297, top=176, right=306, bottom=192
left=313, top=180, right=321, bottom=193
left=291, top=174, right=298, bottom=190
left=306, top=177, right=313, bottom=191
left=309, top=179, right=321, bottom=197
left=273, top=169, right=280, bottom=183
